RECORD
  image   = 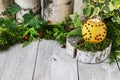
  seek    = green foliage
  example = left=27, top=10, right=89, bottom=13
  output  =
left=83, top=5, right=93, bottom=17
left=0, top=18, right=4, bottom=26
left=23, top=27, right=39, bottom=47
left=0, top=2, right=119, bottom=64
left=67, top=28, right=82, bottom=37
left=0, top=37, right=9, bottom=51
left=69, top=13, right=82, bottom=28
left=3, top=18, right=17, bottom=30
left=0, top=26, right=27, bottom=50
left=111, top=13, right=120, bottom=24
left=76, top=38, right=111, bottom=52
left=53, top=23, right=68, bottom=44
left=7, top=3, right=20, bottom=15
left=109, top=50, right=120, bottom=64
left=83, top=0, right=120, bottom=24
left=104, top=19, right=120, bottom=50
left=104, top=18, right=120, bottom=63
left=112, top=0, right=120, bottom=8
left=23, top=10, right=46, bottom=30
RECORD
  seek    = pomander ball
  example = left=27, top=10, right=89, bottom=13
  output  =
left=82, top=18, right=107, bottom=43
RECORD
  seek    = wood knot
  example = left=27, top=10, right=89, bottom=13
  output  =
left=50, top=57, right=57, bottom=62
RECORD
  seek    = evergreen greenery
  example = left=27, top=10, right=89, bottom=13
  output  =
left=0, top=2, right=120, bottom=63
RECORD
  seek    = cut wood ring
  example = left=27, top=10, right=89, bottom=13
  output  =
left=66, top=36, right=112, bottom=63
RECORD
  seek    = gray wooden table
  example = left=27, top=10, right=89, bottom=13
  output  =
left=0, top=40, right=120, bottom=80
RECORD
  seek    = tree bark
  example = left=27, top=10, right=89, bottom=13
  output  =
left=74, top=0, right=85, bottom=20
left=66, top=37, right=79, bottom=57
left=43, top=0, right=73, bottom=23
left=66, top=36, right=112, bottom=63
left=0, top=0, right=13, bottom=18
left=15, top=0, right=40, bottom=23
left=76, top=44, right=112, bottom=63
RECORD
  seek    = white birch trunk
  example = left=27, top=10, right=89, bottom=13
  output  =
left=0, top=0, right=13, bottom=18
left=74, top=0, right=85, bottom=20
left=15, top=0, right=40, bottom=23
left=66, top=36, right=112, bottom=63
left=43, top=0, right=73, bottom=23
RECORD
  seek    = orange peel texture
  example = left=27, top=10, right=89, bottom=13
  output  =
left=82, top=19, right=107, bottom=43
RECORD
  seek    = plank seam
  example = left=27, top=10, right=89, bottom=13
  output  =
left=115, top=57, right=120, bottom=73
left=32, top=39, right=41, bottom=80
left=77, top=60, right=80, bottom=80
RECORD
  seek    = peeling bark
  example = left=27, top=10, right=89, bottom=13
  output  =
left=76, top=44, right=112, bottom=63
left=66, top=36, right=112, bottom=63
left=43, top=0, right=73, bottom=23
left=0, top=0, right=13, bottom=18
left=15, top=0, right=40, bottom=23
left=66, top=37, right=79, bottom=58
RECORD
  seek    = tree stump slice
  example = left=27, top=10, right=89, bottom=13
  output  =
left=66, top=36, right=112, bottom=63
left=15, top=0, right=40, bottom=23
left=74, top=0, right=85, bottom=20
left=66, top=37, right=79, bottom=57
left=0, top=0, right=13, bottom=18
left=76, top=43, right=112, bottom=63
left=43, top=0, right=73, bottom=23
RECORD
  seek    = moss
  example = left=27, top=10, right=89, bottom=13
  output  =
left=0, top=38, right=9, bottom=51
left=75, top=38, right=111, bottom=52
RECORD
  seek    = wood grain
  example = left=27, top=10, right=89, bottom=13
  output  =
left=33, top=40, right=78, bottom=80
left=0, top=41, right=39, bottom=80
left=78, top=60, right=120, bottom=80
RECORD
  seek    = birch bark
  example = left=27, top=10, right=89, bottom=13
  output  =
left=43, top=0, right=73, bottom=23
left=0, top=0, right=13, bottom=18
left=74, top=0, right=85, bottom=20
left=15, top=0, right=40, bottom=23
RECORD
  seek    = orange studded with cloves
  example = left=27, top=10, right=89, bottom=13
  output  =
left=82, top=19, right=107, bottom=43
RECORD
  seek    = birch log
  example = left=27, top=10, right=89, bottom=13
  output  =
left=15, top=0, right=40, bottom=23
left=74, top=0, right=85, bottom=20
left=43, top=0, right=73, bottom=23
left=0, top=0, right=13, bottom=18
left=66, top=36, right=112, bottom=63
left=66, top=37, right=79, bottom=57
left=76, top=43, right=112, bottom=63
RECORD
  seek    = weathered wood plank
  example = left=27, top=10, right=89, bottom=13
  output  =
left=34, top=40, right=78, bottom=80
left=0, top=41, right=39, bottom=80
left=78, top=61, right=120, bottom=80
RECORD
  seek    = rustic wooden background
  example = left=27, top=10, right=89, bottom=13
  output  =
left=0, top=40, right=120, bottom=80
left=0, top=0, right=120, bottom=80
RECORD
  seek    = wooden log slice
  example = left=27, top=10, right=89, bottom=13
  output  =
left=74, top=0, right=85, bottom=20
left=66, top=36, right=112, bottom=63
left=43, top=0, right=73, bottom=23
left=0, top=0, right=13, bottom=18
left=15, top=0, right=40, bottom=23
left=66, top=36, right=79, bottom=57
left=76, top=43, right=112, bottom=63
